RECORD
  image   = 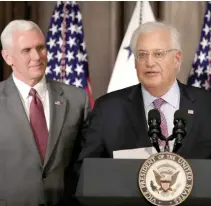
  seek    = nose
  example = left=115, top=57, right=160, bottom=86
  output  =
left=145, top=53, right=156, bottom=68
left=31, top=48, right=41, bottom=60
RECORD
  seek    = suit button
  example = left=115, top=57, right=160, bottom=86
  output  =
left=42, top=173, right=47, bottom=179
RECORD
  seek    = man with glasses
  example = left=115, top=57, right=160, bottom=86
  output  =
left=76, top=21, right=211, bottom=168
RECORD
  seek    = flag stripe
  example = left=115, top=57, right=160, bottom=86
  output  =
left=86, top=78, right=94, bottom=107
left=61, top=1, right=67, bottom=82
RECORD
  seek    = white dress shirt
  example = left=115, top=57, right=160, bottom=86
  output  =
left=13, top=74, right=50, bottom=131
left=141, top=80, right=180, bottom=152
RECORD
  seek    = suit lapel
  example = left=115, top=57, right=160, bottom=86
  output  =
left=2, top=77, right=42, bottom=165
left=177, top=82, right=195, bottom=154
left=44, top=80, right=67, bottom=167
left=125, top=84, right=151, bottom=147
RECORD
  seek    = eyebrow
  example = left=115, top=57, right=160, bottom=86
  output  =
left=21, top=44, right=46, bottom=51
left=137, top=49, right=165, bottom=51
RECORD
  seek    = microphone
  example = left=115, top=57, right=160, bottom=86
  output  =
left=172, top=110, right=187, bottom=153
left=148, top=109, right=163, bottom=152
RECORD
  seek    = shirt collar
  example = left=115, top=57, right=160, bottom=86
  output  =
left=142, top=80, right=179, bottom=109
left=13, top=74, right=47, bottom=100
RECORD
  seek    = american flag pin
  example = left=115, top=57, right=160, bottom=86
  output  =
left=55, top=101, right=61, bottom=105
left=188, top=110, right=194, bottom=114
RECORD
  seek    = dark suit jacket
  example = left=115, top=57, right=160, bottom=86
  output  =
left=0, top=76, right=91, bottom=206
left=77, top=81, right=211, bottom=164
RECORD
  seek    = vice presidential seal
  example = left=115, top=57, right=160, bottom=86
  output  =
left=138, top=152, right=193, bottom=206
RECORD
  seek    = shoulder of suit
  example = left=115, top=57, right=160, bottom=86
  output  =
left=0, top=79, right=8, bottom=94
left=179, top=81, right=211, bottom=100
left=180, top=81, right=211, bottom=93
left=96, top=84, right=140, bottom=104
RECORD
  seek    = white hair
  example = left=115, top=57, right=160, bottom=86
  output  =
left=130, top=21, right=181, bottom=53
left=1, top=20, right=44, bottom=50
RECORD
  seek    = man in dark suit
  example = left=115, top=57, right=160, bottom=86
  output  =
left=0, top=20, right=90, bottom=206
left=77, top=21, right=211, bottom=167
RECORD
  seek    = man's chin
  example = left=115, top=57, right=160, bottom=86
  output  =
left=143, top=80, right=161, bottom=88
left=31, top=72, right=45, bottom=80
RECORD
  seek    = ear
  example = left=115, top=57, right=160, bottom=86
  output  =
left=1, top=49, right=13, bottom=66
left=175, top=50, right=182, bottom=67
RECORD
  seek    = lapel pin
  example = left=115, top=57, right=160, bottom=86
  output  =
left=55, top=101, right=61, bottom=105
left=188, top=110, right=194, bottom=114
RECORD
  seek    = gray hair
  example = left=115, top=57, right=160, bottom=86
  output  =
left=130, top=21, right=181, bottom=53
left=1, top=20, right=44, bottom=50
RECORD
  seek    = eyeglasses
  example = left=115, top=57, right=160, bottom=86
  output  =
left=135, top=49, right=178, bottom=61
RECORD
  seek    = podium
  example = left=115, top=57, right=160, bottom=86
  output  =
left=76, top=158, right=211, bottom=206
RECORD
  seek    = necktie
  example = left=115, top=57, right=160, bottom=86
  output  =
left=29, top=88, right=48, bottom=162
left=153, top=98, right=169, bottom=151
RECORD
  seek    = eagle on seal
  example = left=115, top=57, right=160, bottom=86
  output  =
left=153, top=170, right=180, bottom=192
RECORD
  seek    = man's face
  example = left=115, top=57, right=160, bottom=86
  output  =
left=134, top=30, right=182, bottom=95
left=2, top=28, right=47, bottom=85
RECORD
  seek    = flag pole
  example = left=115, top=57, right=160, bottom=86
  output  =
left=139, top=1, right=143, bottom=25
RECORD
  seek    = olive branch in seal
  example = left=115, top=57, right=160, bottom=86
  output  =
left=150, top=180, right=159, bottom=194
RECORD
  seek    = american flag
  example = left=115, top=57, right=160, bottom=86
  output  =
left=188, top=2, right=211, bottom=90
left=45, top=1, right=94, bottom=106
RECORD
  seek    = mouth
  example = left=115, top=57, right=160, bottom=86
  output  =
left=30, top=63, right=43, bottom=68
left=145, top=71, right=159, bottom=76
